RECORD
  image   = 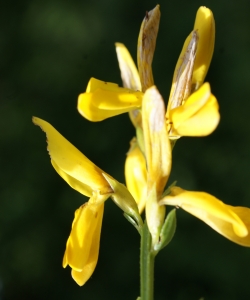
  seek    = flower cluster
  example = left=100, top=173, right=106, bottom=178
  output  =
left=33, top=5, right=250, bottom=286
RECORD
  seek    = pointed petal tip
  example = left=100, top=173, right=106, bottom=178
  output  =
left=71, top=269, right=86, bottom=286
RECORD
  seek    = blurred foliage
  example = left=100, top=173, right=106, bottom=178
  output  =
left=1, top=0, right=250, bottom=299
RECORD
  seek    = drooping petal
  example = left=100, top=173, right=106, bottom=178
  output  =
left=125, top=139, right=147, bottom=213
left=192, top=6, right=215, bottom=90
left=78, top=78, right=143, bottom=121
left=142, top=86, right=171, bottom=196
left=160, top=187, right=250, bottom=246
left=137, top=5, right=160, bottom=91
left=169, top=83, right=220, bottom=137
left=63, top=199, right=104, bottom=286
left=32, top=117, right=112, bottom=195
left=115, top=43, right=141, bottom=91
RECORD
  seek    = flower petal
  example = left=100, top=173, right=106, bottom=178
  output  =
left=63, top=199, right=104, bottom=286
left=192, top=7, right=215, bottom=90
left=137, top=5, right=160, bottom=91
left=115, top=43, right=141, bottom=91
left=51, top=160, right=92, bottom=197
left=169, top=83, right=220, bottom=136
left=33, top=117, right=112, bottom=194
left=160, top=187, right=250, bottom=246
left=78, top=78, right=143, bottom=121
left=125, top=139, right=147, bottom=213
left=142, top=86, right=171, bottom=196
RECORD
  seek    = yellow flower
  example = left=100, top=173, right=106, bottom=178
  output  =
left=32, top=117, right=112, bottom=285
left=77, top=6, right=219, bottom=138
left=32, top=117, right=141, bottom=285
left=160, top=187, right=250, bottom=246
left=166, top=7, right=219, bottom=138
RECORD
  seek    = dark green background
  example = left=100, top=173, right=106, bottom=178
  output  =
left=1, top=0, right=250, bottom=299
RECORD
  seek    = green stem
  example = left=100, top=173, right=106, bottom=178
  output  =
left=140, top=222, right=155, bottom=300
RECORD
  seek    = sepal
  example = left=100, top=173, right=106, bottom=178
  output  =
left=102, top=173, right=143, bottom=229
left=146, top=184, right=166, bottom=247
left=153, top=209, right=177, bottom=254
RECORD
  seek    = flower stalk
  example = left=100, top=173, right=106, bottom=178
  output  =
left=140, top=222, right=155, bottom=300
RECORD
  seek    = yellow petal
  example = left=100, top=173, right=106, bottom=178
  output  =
left=78, top=78, right=143, bottom=121
left=160, top=187, right=250, bottom=246
left=192, top=7, right=215, bottom=90
left=32, top=117, right=112, bottom=194
left=63, top=198, right=104, bottom=276
left=85, top=77, right=119, bottom=93
left=137, top=5, right=160, bottom=91
left=142, top=86, right=171, bottom=197
left=169, top=83, right=220, bottom=136
left=70, top=202, right=104, bottom=286
left=51, top=160, right=92, bottom=197
left=115, top=43, right=141, bottom=91
left=125, top=139, right=147, bottom=213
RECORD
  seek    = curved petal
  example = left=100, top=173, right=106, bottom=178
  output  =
left=192, top=7, right=215, bottom=90
left=32, top=117, right=112, bottom=194
left=78, top=78, right=143, bottom=121
left=160, top=187, right=250, bottom=246
left=51, top=160, right=92, bottom=197
left=63, top=200, right=104, bottom=286
left=169, top=83, right=220, bottom=136
left=115, top=43, right=141, bottom=91
left=125, top=140, right=147, bottom=213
